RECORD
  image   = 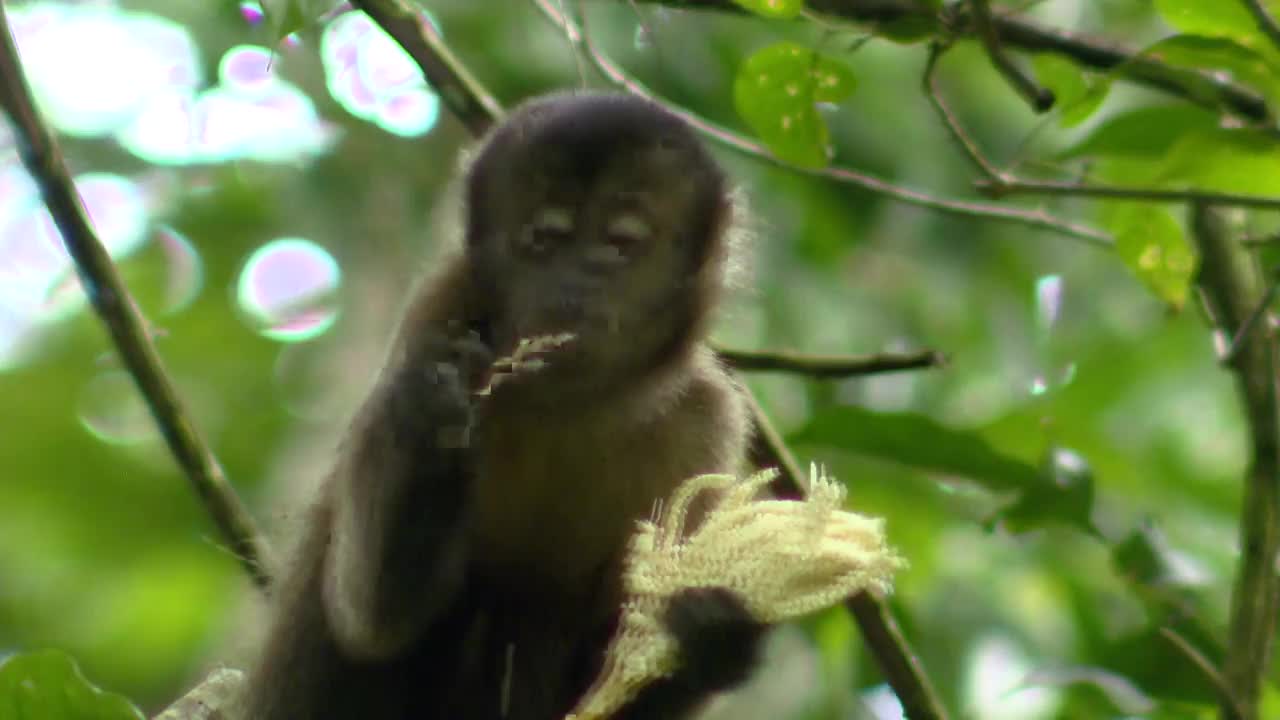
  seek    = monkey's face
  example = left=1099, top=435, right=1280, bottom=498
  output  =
left=465, top=94, right=728, bottom=391
left=479, top=156, right=698, bottom=378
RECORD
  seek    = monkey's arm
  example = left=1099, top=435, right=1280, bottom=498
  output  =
left=323, top=334, right=489, bottom=660
left=615, top=588, right=767, bottom=720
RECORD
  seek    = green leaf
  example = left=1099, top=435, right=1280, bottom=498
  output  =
left=1154, top=0, right=1257, bottom=37
left=262, top=0, right=306, bottom=40
left=996, top=447, right=1098, bottom=535
left=1103, top=203, right=1198, bottom=309
left=731, top=0, right=805, bottom=19
left=0, top=650, right=144, bottom=720
left=1135, top=35, right=1280, bottom=103
left=1032, top=55, right=1109, bottom=127
left=733, top=42, right=856, bottom=168
left=873, top=15, right=941, bottom=44
left=789, top=405, right=1042, bottom=494
left=1156, top=128, right=1280, bottom=195
left=1058, top=105, right=1220, bottom=159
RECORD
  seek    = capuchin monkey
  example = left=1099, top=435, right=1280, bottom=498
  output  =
left=239, top=92, right=764, bottom=720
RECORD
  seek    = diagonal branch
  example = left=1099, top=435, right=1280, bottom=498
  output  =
left=742, top=391, right=949, bottom=720
left=0, top=3, right=271, bottom=589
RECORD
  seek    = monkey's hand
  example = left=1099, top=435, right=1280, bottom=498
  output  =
left=389, top=330, right=494, bottom=450
left=326, top=330, right=492, bottom=661
left=614, top=588, right=767, bottom=719
left=663, top=587, right=767, bottom=692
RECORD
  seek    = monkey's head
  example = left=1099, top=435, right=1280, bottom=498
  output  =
left=464, top=92, right=732, bottom=394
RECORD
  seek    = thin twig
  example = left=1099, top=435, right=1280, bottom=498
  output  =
left=1190, top=203, right=1280, bottom=720
left=968, top=0, right=1054, bottom=112
left=0, top=3, right=272, bottom=590
left=347, top=0, right=503, bottom=136
left=717, top=346, right=946, bottom=377
left=743, top=391, right=950, bottom=720
left=628, top=0, right=1272, bottom=123
left=923, top=43, right=1005, bottom=181
left=1222, top=267, right=1280, bottom=365
left=536, top=0, right=1112, bottom=248
left=1241, top=0, right=1280, bottom=53
left=979, top=177, right=1280, bottom=210
left=1157, top=627, right=1246, bottom=720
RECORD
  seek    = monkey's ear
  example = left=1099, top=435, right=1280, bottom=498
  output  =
left=662, top=587, right=767, bottom=692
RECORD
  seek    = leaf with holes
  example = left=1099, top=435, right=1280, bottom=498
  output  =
left=733, top=42, right=856, bottom=168
left=1104, top=203, right=1198, bottom=309
left=0, top=650, right=144, bottom=720
left=732, top=0, right=805, bottom=19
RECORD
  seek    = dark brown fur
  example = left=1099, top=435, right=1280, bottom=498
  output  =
left=239, top=93, right=759, bottom=720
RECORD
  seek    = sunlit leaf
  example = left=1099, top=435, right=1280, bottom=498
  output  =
left=733, top=42, right=856, bottom=168
left=1135, top=35, right=1280, bottom=103
left=732, top=0, right=805, bottom=19
left=1032, top=55, right=1109, bottom=127
left=1157, top=127, right=1280, bottom=195
left=790, top=405, right=1042, bottom=494
left=1154, top=0, right=1257, bottom=37
left=1103, top=203, right=1197, bottom=309
left=1058, top=105, right=1219, bottom=158
left=0, top=650, right=144, bottom=720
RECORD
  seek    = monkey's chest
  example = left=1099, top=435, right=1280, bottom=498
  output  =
left=469, top=415, right=664, bottom=586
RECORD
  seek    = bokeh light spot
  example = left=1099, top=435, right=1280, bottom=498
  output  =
left=219, top=45, right=275, bottom=96
left=377, top=87, right=440, bottom=138
left=321, top=10, right=441, bottom=137
left=236, top=238, right=341, bottom=342
left=152, top=227, right=204, bottom=314
left=8, top=4, right=201, bottom=138
left=78, top=370, right=158, bottom=445
left=239, top=1, right=265, bottom=25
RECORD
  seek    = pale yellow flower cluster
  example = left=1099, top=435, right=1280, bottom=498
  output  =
left=566, top=464, right=905, bottom=720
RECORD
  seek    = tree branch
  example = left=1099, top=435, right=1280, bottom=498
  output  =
left=152, top=668, right=244, bottom=720
left=1189, top=203, right=1280, bottom=720
left=0, top=1, right=271, bottom=590
left=967, top=0, right=1053, bottom=112
left=627, top=0, right=1272, bottom=123
left=536, top=0, right=1113, bottom=248
left=743, top=391, right=949, bottom=720
left=979, top=177, right=1280, bottom=210
left=717, top=346, right=946, bottom=377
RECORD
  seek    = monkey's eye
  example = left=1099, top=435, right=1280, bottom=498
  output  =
left=603, top=213, right=652, bottom=258
left=521, top=206, right=575, bottom=257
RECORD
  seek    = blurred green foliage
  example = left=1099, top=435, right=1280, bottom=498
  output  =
left=3, top=0, right=1280, bottom=717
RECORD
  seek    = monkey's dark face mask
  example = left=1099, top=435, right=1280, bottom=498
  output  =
left=473, top=197, right=694, bottom=389
left=463, top=93, right=729, bottom=394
